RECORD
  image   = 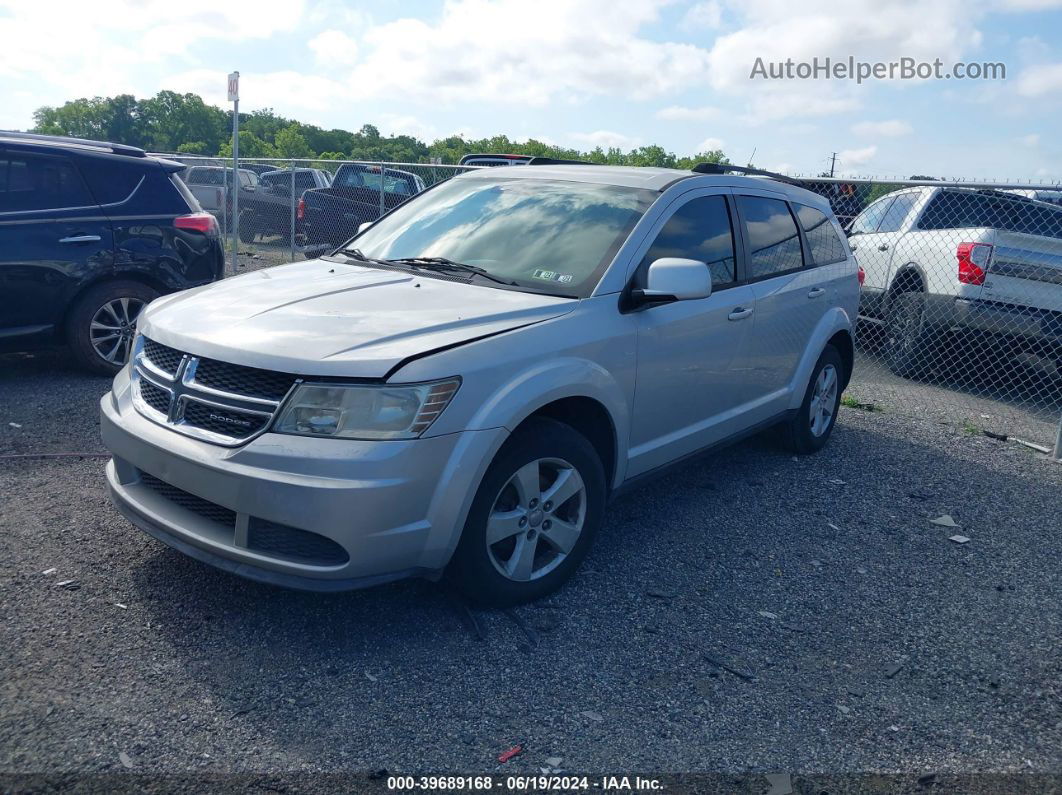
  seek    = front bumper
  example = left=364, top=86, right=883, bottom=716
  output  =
left=100, top=377, right=507, bottom=590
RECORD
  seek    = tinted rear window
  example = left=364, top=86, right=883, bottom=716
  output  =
left=0, top=153, right=94, bottom=212
left=76, top=155, right=148, bottom=204
left=795, top=204, right=847, bottom=265
left=918, top=190, right=1062, bottom=238
left=738, top=195, right=804, bottom=278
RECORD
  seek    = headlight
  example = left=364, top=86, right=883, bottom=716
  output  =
left=273, top=378, right=461, bottom=440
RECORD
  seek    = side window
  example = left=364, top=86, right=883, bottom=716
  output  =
left=640, top=195, right=737, bottom=287
left=737, top=195, right=804, bottom=279
left=294, top=172, right=315, bottom=191
left=76, top=157, right=145, bottom=205
left=796, top=204, right=847, bottom=265
left=0, top=153, right=93, bottom=213
left=849, top=196, right=895, bottom=235
left=876, top=192, right=919, bottom=233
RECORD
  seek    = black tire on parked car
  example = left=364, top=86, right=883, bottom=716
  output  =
left=238, top=213, right=257, bottom=244
left=447, top=417, right=606, bottom=606
left=885, top=291, right=936, bottom=378
left=778, top=344, right=844, bottom=454
left=66, top=280, right=158, bottom=375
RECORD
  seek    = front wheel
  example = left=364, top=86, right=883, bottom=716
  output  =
left=778, top=345, right=844, bottom=454
left=447, top=417, right=606, bottom=606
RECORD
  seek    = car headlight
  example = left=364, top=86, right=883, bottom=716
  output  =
left=272, top=378, right=461, bottom=440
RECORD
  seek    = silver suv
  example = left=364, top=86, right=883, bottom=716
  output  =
left=101, top=164, right=859, bottom=605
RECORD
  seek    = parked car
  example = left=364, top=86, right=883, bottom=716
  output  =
left=0, top=132, right=224, bottom=374
left=180, top=165, right=258, bottom=228
left=298, top=163, right=426, bottom=257
left=239, top=168, right=332, bottom=243
left=459, top=153, right=533, bottom=167
left=849, top=186, right=1062, bottom=377
left=101, top=163, right=858, bottom=604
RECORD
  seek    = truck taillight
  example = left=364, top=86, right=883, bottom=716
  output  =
left=297, top=198, right=305, bottom=221
left=175, top=212, right=218, bottom=236
left=957, top=242, right=992, bottom=286
left=857, top=265, right=865, bottom=286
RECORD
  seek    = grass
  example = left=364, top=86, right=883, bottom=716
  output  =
left=960, top=419, right=981, bottom=435
left=840, top=394, right=883, bottom=412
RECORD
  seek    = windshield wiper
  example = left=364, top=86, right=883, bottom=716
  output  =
left=385, top=256, right=519, bottom=286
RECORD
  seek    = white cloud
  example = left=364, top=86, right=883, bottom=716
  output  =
left=852, top=119, right=913, bottom=137
left=838, top=145, right=878, bottom=169
left=163, top=69, right=347, bottom=112
left=1018, top=133, right=1040, bottom=146
left=741, top=84, right=860, bottom=124
left=1017, top=62, right=1062, bottom=96
left=569, top=130, right=640, bottom=150
left=655, top=105, right=720, bottom=121
left=309, top=30, right=359, bottom=66
left=698, top=137, right=725, bottom=151
left=344, top=0, right=712, bottom=107
left=683, top=0, right=723, bottom=28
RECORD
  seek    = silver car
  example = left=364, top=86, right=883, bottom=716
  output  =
left=101, top=164, right=859, bottom=605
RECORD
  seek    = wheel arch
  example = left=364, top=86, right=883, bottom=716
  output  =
left=887, top=263, right=926, bottom=300
left=517, top=396, right=619, bottom=495
left=64, top=272, right=167, bottom=330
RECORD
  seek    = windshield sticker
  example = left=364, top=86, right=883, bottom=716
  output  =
left=532, top=269, right=574, bottom=284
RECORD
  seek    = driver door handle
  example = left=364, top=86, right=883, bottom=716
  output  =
left=728, top=307, right=754, bottom=321
left=878, top=243, right=889, bottom=251
left=58, top=235, right=101, bottom=244
left=807, top=287, right=826, bottom=299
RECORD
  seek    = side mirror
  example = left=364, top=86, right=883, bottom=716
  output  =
left=631, top=258, right=712, bottom=306
left=357, top=221, right=373, bottom=234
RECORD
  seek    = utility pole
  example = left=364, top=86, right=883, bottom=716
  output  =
left=828, top=151, right=837, bottom=177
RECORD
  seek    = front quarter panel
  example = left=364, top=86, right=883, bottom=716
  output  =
left=391, top=296, right=635, bottom=488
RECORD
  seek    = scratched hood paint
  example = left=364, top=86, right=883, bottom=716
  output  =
left=139, top=259, right=575, bottom=377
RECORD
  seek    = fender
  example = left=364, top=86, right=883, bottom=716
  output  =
left=786, top=306, right=854, bottom=411
left=466, top=356, right=630, bottom=486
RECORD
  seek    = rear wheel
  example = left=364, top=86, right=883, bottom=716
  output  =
left=778, top=345, right=843, bottom=454
left=238, top=213, right=257, bottom=243
left=66, top=280, right=158, bottom=375
left=885, top=291, right=936, bottom=378
left=447, top=417, right=605, bottom=606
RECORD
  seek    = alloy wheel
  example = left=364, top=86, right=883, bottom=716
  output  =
left=809, top=363, right=839, bottom=437
left=486, top=457, right=586, bottom=582
left=89, top=297, right=145, bottom=366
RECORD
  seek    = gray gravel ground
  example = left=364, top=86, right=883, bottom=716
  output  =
left=2, top=347, right=1061, bottom=781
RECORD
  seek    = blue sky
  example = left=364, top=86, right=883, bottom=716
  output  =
left=1, top=0, right=1061, bottom=179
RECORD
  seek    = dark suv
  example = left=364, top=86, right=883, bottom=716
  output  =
left=0, top=132, right=224, bottom=374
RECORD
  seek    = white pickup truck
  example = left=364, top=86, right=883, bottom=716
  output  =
left=849, top=186, right=1062, bottom=377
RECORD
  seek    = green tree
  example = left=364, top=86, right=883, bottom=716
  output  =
left=219, top=130, right=279, bottom=158
left=274, top=124, right=314, bottom=158
left=176, top=141, right=210, bottom=155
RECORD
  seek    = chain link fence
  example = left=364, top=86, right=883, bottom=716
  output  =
left=802, top=177, right=1062, bottom=451
left=159, top=155, right=1062, bottom=452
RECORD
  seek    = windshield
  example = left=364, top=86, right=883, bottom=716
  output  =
left=339, top=177, right=655, bottom=297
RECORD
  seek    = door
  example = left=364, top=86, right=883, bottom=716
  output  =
left=735, top=192, right=824, bottom=408
left=0, top=149, right=113, bottom=342
left=627, top=191, right=759, bottom=477
left=847, top=191, right=920, bottom=307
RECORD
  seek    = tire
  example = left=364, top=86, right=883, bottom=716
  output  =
left=66, top=280, right=158, bottom=375
left=778, top=345, right=844, bottom=454
left=885, top=291, right=935, bottom=378
left=238, top=213, right=257, bottom=244
left=447, top=417, right=606, bottom=606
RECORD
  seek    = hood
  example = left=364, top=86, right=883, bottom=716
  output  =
left=140, top=259, right=576, bottom=378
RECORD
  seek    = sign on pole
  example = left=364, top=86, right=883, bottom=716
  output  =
left=228, top=72, right=239, bottom=274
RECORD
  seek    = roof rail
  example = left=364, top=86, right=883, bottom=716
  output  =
left=526, top=156, right=593, bottom=166
left=0, top=130, right=147, bottom=158
left=692, top=162, right=803, bottom=186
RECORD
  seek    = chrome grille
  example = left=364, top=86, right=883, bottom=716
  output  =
left=194, top=358, right=297, bottom=401
left=142, top=338, right=183, bottom=376
left=131, top=336, right=298, bottom=446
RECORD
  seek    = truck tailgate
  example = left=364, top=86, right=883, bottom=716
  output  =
left=984, top=230, right=1062, bottom=314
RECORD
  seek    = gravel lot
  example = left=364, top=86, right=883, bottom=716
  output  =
left=2, top=342, right=1061, bottom=784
